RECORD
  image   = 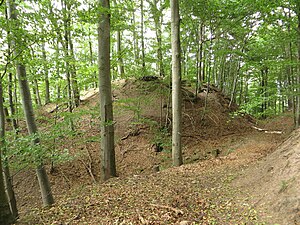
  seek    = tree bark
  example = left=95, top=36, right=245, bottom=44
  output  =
left=171, top=0, right=183, bottom=166
left=8, top=73, right=18, bottom=133
left=33, top=79, right=42, bottom=107
left=151, top=0, right=164, bottom=77
left=7, top=0, right=54, bottom=207
left=0, top=80, right=18, bottom=218
left=295, top=1, right=300, bottom=128
left=42, top=43, right=50, bottom=104
left=98, top=0, right=116, bottom=181
left=0, top=79, right=14, bottom=225
left=132, top=9, right=139, bottom=63
left=140, top=0, right=146, bottom=74
left=116, top=30, right=125, bottom=78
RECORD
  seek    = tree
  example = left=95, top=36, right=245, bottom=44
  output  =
left=6, top=0, right=54, bottom=207
left=98, top=0, right=116, bottom=180
left=171, top=0, right=183, bottom=166
left=295, top=0, right=300, bottom=128
left=0, top=81, right=14, bottom=225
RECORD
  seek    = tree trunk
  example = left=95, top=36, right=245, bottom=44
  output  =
left=17, top=65, right=55, bottom=206
left=132, top=9, right=139, bottom=63
left=7, top=0, right=54, bottom=207
left=116, top=30, right=125, bottom=78
left=0, top=79, right=14, bottom=225
left=88, top=27, right=97, bottom=88
left=1, top=81, right=18, bottom=219
left=152, top=0, right=164, bottom=77
left=295, top=2, right=300, bottom=128
left=171, top=0, right=183, bottom=166
left=8, top=73, right=18, bottom=133
left=140, top=0, right=146, bottom=75
left=42, top=43, right=50, bottom=104
left=68, top=29, right=80, bottom=107
left=61, top=0, right=75, bottom=112
left=98, top=0, right=116, bottom=181
left=33, top=79, right=42, bottom=107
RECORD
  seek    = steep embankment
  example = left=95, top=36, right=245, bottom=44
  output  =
left=238, top=127, right=300, bottom=224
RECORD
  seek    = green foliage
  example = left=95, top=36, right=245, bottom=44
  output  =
left=116, top=97, right=142, bottom=122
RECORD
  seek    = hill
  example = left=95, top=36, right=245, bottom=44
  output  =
left=13, top=78, right=295, bottom=224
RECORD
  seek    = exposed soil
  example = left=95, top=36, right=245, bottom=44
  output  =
left=11, top=78, right=297, bottom=224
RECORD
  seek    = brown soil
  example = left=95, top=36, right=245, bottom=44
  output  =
left=12, top=79, right=297, bottom=224
left=236, top=127, right=300, bottom=225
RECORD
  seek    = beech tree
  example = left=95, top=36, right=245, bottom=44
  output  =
left=6, top=0, right=54, bottom=206
left=98, top=0, right=117, bottom=180
left=171, top=0, right=183, bottom=166
left=0, top=80, right=14, bottom=225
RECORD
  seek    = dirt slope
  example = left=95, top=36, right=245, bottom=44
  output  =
left=13, top=78, right=296, bottom=224
left=238, top=128, right=300, bottom=224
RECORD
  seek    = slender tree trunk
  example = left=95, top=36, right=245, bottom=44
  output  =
left=88, top=27, right=97, bottom=88
left=68, top=28, right=80, bottom=107
left=116, top=30, right=125, bottom=78
left=140, top=0, right=146, bottom=74
left=229, top=60, right=241, bottom=107
left=55, top=38, right=62, bottom=100
left=0, top=78, right=14, bottom=225
left=152, top=0, right=164, bottom=77
left=7, top=0, right=54, bottom=207
left=62, top=0, right=74, bottom=112
left=295, top=2, right=300, bottom=128
left=33, top=79, right=42, bottom=107
left=8, top=73, right=18, bottom=133
left=132, top=10, right=139, bottom=63
left=0, top=81, right=18, bottom=219
left=171, top=0, right=183, bottom=166
left=98, top=0, right=116, bottom=181
left=63, top=0, right=80, bottom=107
left=42, top=43, right=50, bottom=104
left=18, top=65, right=55, bottom=206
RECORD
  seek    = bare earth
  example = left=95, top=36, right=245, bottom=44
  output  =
left=13, top=79, right=297, bottom=225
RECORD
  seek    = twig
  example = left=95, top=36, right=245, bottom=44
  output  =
left=252, top=126, right=283, bottom=134
left=86, top=147, right=96, bottom=182
left=79, top=151, right=96, bottom=183
left=120, top=129, right=140, bottom=141
left=59, top=170, right=71, bottom=189
left=183, top=112, right=196, bottom=131
left=150, top=203, right=184, bottom=215
left=120, top=133, right=131, bottom=141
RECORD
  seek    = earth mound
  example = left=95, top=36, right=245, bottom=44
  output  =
left=14, top=78, right=255, bottom=214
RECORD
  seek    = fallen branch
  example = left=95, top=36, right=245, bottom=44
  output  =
left=150, top=203, right=184, bottom=215
left=79, top=147, right=96, bottom=183
left=120, top=129, right=140, bottom=141
left=252, top=126, right=283, bottom=134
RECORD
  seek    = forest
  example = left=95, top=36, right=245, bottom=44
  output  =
left=0, top=0, right=300, bottom=224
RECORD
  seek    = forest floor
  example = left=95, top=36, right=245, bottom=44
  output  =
left=13, top=78, right=298, bottom=224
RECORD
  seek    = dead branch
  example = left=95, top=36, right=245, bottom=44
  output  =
left=59, top=170, right=71, bottom=189
left=252, top=126, right=283, bottom=134
left=79, top=147, right=96, bottom=183
left=183, top=112, right=196, bottom=131
left=120, top=129, right=140, bottom=141
left=150, top=203, right=184, bottom=215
